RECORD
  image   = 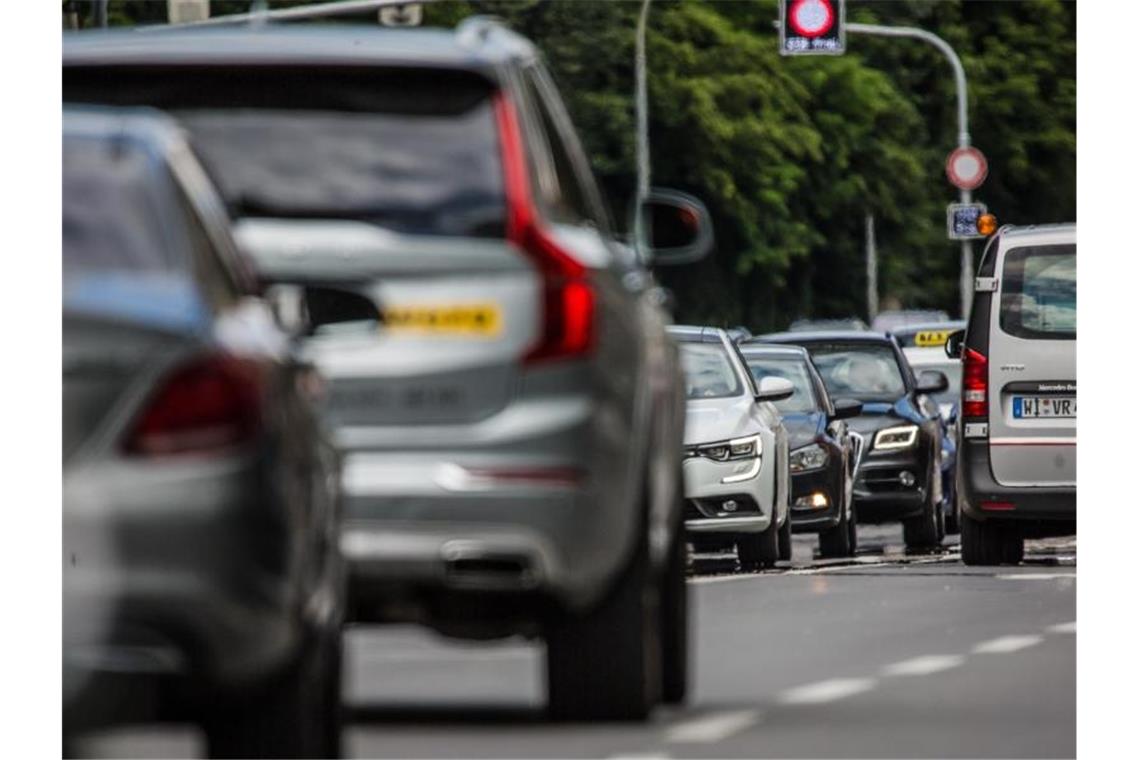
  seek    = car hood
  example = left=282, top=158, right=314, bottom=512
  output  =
left=781, top=412, right=826, bottom=450
left=683, top=395, right=763, bottom=446
left=845, top=398, right=920, bottom=435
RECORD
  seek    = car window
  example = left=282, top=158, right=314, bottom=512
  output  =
left=63, top=136, right=184, bottom=274
left=521, top=68, right=593, bottom=226
left=806, top=343, right=907, bottom=401
left=67, top=67, right=505, bottom=238
left=1000, top=244, right=1076, bottom=340
left=679, top=343, right=744, bottom=399
left=744, top=356, right=819, bottom=414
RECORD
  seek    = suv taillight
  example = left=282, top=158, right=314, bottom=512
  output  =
left=123, top=355, right=264, bottom=456
left=962, top=347, right=988, bottom=419
left=493, top=92, right=595, bottom=364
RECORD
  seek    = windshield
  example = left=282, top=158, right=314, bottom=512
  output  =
left=806, top=343, right=907, bottom=401
left=680, top=343, right=745, bottom=400
left=744, top=355, right=819, bottom=414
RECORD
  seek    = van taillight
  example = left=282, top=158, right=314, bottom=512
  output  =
left=123, top=355, right=263, bottom=456
left=962, top=347, right=988, bottom=419
left=493, top=91, right=595, bottom=364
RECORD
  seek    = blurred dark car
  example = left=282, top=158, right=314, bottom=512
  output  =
left=870, top=309, right=950, bottom=333
left=63, top=107, right=344, bottom=757
left=788, top=317, right=869, bottom=332
left=739, top=343, right=863, bottom=557
left=65, top=20, right=714, bottom=720
left=759, top=331, right=949, bottom=550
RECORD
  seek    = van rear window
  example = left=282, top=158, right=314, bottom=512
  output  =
left=999, top=244, right=1076, bottom=340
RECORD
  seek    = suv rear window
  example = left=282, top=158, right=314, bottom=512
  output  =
left=1000, top=244, right=1076, bottom=340
left=65, top=67, right=505, bottom=238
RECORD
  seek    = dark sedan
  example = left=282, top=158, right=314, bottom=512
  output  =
left=739, top=345, right=864, bottom=558
left=757, top=331, right=949, bottom=550
left=63, top=108, right=344, bottom=757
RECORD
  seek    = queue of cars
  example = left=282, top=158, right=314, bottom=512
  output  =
left=62, top=12, right=1076, bottom=754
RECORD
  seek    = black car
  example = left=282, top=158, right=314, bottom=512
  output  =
left=63, top=108, right=344, bottom=757
left=758, top=331, right=949, bottom=550
left=739, top=344, right=863, bottom=557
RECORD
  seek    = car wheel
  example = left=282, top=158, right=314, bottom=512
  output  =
left=660, top=517, right=689, bottom=705
left=903, top=464, right=941, bottom=550
left=960, top=511, right=1024, bottom=566
left=203, top=624, right=342, bottom=759
left=818, top=499, right=851, bottom=559
left=546, top=528, right=660, bottom=721
left=845, top=497, right=859, bottom=556
left=737, top=520, right=780, bottom=571
left=777, top=511, right=792, bottom=562
left=944, top=494, right=961, bottom=535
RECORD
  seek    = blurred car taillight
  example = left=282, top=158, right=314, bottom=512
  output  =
left=962, top=347, right=988, bottom=419
left=493, top=91, right=595, bottom=364
left=123, top=355, right=263, bottom=456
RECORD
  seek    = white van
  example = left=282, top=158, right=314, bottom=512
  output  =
left=949, top=224, right=1075, bottom=565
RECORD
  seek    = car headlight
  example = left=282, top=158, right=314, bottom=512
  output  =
left=789, top=443, right=829, bottom=473
left=873, top=424, right=919, bottom=451
left=692, top=434, right=762, bottom=462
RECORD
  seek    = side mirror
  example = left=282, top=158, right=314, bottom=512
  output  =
left=941, top=403, right=959, bottom=425
left=829, top=397, right=863, bottom=421
left=944, top=329, right=965, bottom=359
left=303, top=285, right=382, bottom=335
left=916, top=370, right=950, bottom=394
left=756, top=376, right=794, bottom=403
left=631, top=188, right=714, bottom=265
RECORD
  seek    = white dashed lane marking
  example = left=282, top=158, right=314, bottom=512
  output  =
left=881, top=654, right=966, bottom=677
left=665, top=709, right=761, bottom=744
left=971, top=634, right=1044, bottom=654
left=778, top=678, right=878, bottom=705
left=1047, top=621, right=1077, bottom=634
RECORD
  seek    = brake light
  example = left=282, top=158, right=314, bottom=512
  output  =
left=493, top=91, right=595, bottom=364
left=962, top=347, right=988, bottom=418
left=123, top=355, right=264, bottom=456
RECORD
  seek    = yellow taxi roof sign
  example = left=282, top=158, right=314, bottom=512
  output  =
left=914, top=330, right=952, bottom=347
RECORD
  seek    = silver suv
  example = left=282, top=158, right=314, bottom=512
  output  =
left=64, top=19, right=712, bottom=720
left=949, top=223, right=1076, bottom=565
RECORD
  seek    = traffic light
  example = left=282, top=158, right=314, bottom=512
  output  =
left=780, top=0, right=846, bottom=56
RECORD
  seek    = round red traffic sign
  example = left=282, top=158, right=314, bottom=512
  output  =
left=945, top=146, right=988, bottom=190
left=789, top=0, right=835, bottom=39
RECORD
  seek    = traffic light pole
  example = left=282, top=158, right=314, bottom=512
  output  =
left=845, top=22, right=975, bottom=319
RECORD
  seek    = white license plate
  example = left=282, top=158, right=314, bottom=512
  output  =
left=1013, top=396, right=1076, bottom=419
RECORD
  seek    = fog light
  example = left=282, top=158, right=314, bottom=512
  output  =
left=794, top=492, right=829, bottom=510
left=722, top=499, right=738, bottom=513
left=898, top=470, right=916, bottom=487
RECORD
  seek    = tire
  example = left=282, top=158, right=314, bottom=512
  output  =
left=777, top=510, right=793, bottom=562
left=737, top=520, right=780, bottom=571
left=903, top=463, right=941, bottom=550
left=818, top=500, right=851, bottom=559
left=659, top=522, right=689, bottom=705
left=546, top=530, right=660, bottom=721
left=960, top=511, right=1024, bottom=566
left=944, top=494, right=961, bottom=535
left=845, top=497, right=859, bottom=556
left=204, top=625, right=342, bottom=759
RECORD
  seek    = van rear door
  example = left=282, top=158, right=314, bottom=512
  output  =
left=987, top=229, right=1076, bottom=487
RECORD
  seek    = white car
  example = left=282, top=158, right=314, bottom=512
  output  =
left=668, top=327, right=793, bottom=570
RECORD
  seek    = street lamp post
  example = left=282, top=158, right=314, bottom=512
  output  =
left=634, top=0, right=652, bottom=259
left=845, top=22, right=975, bottom=319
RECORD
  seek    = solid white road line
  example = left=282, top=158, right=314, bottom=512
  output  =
left=1047, top=621, right=1077, bottom=634
left=778, top=677, right=878, bottom=705
left=665, top=709, right=761, bottom=744
left=881, top=654, right=966, bottom=677
left=972, top=634, right=1044, bottom=654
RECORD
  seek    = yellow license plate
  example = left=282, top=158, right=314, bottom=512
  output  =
left=382, top=303, right=502, bottom=336
left=914, top=330, right=952, bottom=347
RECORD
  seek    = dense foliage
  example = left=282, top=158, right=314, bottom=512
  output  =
left=72, top=0, right=1076, bottom=331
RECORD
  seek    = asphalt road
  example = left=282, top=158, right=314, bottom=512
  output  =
left=75, top=524, right=1076, bottom=759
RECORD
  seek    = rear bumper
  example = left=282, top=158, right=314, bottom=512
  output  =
left=959, top=439, right=1076, bottom=525
left=63, top=454, right=304, bottom=719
